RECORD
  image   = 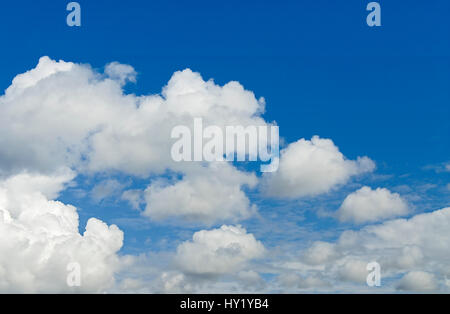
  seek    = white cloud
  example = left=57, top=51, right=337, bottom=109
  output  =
left=236, top=270, right=266, bottom=290
left=4, top=56, right=432, bottom=293
left=0, top=57, right=276, bottom=292
left=262, top=136, right=375, bottom=199
left=91, top=179, right=129, bottom=203
left=390, top=246, right=425, bottom=269
left=0, top=172, right=123, bottom=293
left=0, top=57, right=267, bottom=177
left=114, top=207, right=450, bottom=293
left=337, top=186, right=409, bottom=224
left=104, top=62, right=137, bottom=86
left=277, top=272, right=329, bottom=290
left=296, top=207, right=450, bottom=291
left=302, top=241, right=340, bottom=266
left=113, top=226, right=267, bottom=293
left=337, top=259, right=369, bottom=284
left=143, top=163, right=257, bottom=225
left=121, top=189, right=145, bottom=210
left=0, top=168, right=76, bottom=201
left=4, top=56, right=73, bottom=97
left=338, top=207, right=450, bottom=261
left=396, top=271, right=438, bottom=292
left=158, top=272, right=194, bottom=293
left=0, top=56, right=274, bottom=225
left=175, top=225, right=265, bottom=276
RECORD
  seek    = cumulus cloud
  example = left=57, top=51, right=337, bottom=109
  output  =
left=297, top=207, right=450, bottom=291
left=262, top=136, right=375, bottom=199
left=5, top=56, right=428, bottom=293
left=0, top=172, right=123, bottom=293
left=337, top=186, right=409, bottom=224
left=116, top=226, right=267, bottom=293
left=396, top=271, right=438, bottom=292
left=143, top=163, right=258, bottom=225
left=104, top=62, right=137, bottom=86
left=338, top=207, right=450, bottom=261
left=277, top=272, right=330, bottom=290
left=158, top=272, right=194, bottom=293
left=0, top=57, right=267, bottom=177
left=236, top=270, right=266, bottom=290
left=0, top=56, right=275, bottom=225
left=4, top=56, right=73, bottom=97
left=91, top=179, right=129, bottom=203
left=303, top=241, right=340, bottom=265
left=0, top=57, right=277, bottom=292
left=337, top=259, right=369, bottom=284
left=0, top=168, right=76, bottom=201
left=118, top=209, right=450, bottom=293
left=174, top=225, right=265, bottom=276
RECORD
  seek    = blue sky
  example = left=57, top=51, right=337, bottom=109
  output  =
left=1, top=0, right=448, bottom=165
left=0, top=0, right=449, bottom=293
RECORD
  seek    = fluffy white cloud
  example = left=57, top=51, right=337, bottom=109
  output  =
left=337, top=259, right=369, bottom=284
left=112, top=208, right=450, bottom=293
left=0, top=57, right=267, bottom=177
left=396, top=271, right=438, bottom=292
left=262, top=136, right=375, bottom=199
left=0, top=168, right=76, bottom=201
left=337, top=186, right=409, bottom=224
left=0, top=56, right=274, bottom=225
left=236, top=270, right=266, bottom=290
left=338, top=207, right=450, bottom=261
left=303, top=241, right=340, bottom=265
left=296, top=207, right=450, bottom=291
left=158, top=272, right=194, bottom=293
left=104, top=62, right=137, bottom=86
left=0, top=57, right=277, bottom=292
left=175, top=225, right=265, bottom=276
left=4, top=56, right=73, bottom=97
left=4, top=56, right=425, bottom=293
left=115, top=225, right=267, bottom=293
left=0, top=171, right=123, bottom=293
left=143, top=163, right=257, bottom=224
